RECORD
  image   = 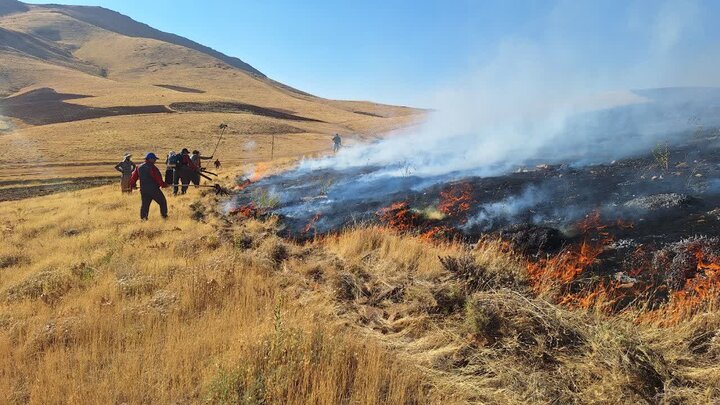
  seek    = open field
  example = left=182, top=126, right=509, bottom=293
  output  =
left=4, top=1, right=720, bottom=403
left=2, top=165, right=719, bottom=403
left=0, top=1, right=424, bottom=185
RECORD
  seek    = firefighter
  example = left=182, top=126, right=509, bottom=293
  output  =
left=129, top=152, right=169, bottom=220
left=190, top=150, right=213, bottom=186
left=173, top=148, right=197, bottom=195
left=332, top=134, right=342, bottom=153
left=165, top=151, right=176, bottom=186
left=114, top=153, right=136, bottom=194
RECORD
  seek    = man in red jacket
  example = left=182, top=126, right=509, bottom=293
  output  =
left=130, top=152, right=169, bottom=220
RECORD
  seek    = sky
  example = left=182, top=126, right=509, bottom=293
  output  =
left=23, top=0, right=720, bottom=107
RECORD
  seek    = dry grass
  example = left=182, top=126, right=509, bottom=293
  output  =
left=0, top=187, right=452, bottom=404
left=2, top=175, right=720, bottom=403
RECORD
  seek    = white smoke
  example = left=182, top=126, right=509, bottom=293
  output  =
left=299, top=0, right=717, bottom=180
left=463, top=187, right=547, bottom=232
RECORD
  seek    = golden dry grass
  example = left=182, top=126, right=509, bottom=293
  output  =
left=0, top=185, right=455, bottom=404
left=2, top=171, right=720, bottom=403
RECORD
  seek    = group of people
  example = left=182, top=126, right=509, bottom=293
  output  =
left=115, top=149, right=220, bottom=220
left=117, top=133, right=342, bottom=221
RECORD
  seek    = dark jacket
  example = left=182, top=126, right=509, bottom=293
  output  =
left=179, top=154, right=198, bottom=171
left=130, top=162, right=167, bottom=193
left=115, top=160, right=136, bottom=176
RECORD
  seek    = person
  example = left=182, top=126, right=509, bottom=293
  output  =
left=129, top=153, right=169, bottom=220
left=332, top=133, right=342, bottom=153
left=165, top=151, right=176, bottom=186
left=173, top=148, right=197, bottom=195
left=190, top=150, right=213, bottom=186
left=214, top=159, right=222, bottom=170
left=114, top=153, right=136, bottom=194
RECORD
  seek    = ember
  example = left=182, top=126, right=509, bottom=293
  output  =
left=231, top=203, right=260, bottom=219
left=303, top=213, right=322, bottom=235
left=377, top=202, right=423, bottom=232
left=438, top=182, right=473, bottom=220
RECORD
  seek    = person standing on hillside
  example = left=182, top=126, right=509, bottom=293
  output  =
left=214, top=159, right=222, bottom=170
left=332, top=134, right=342, bottom=153
left=190, top=150, right=213, bottom=186
left=174, top=148, right=197, bottom=195
left=129, top=152, right=169, bottom=220
left=165, top=151, right=176, bottom=186
left=114, top=153, right=136, bottom=194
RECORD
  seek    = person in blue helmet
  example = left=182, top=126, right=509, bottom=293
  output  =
left=129, top=152, right=169, bottom=220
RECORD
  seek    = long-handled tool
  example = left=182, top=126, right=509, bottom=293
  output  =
left=210, top=123, right=228, bottom=159
left=167, top=183, right=231, bottom=195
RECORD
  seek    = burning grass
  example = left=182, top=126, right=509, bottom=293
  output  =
left=5, top=174, right=720, bottom=403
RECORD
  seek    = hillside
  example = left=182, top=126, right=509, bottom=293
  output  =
left=0, top=0, right=423, bottom=191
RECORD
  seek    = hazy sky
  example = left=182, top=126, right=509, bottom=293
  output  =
left=23, top=0, right=720, bottom=107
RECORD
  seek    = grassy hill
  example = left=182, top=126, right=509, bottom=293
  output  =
left=0, top=0, right=423, bottom=188
left=4, top=1, right=719, bottom=403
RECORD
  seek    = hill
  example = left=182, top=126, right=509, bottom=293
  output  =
left=0, top=0, right=423, bottom=190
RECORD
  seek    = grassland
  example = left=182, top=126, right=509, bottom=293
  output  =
left=1, top=163, right=719, bottom=404
left=3, top=2, right=720, bottom=403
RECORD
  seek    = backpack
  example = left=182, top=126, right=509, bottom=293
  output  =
left=169, top=153, right=183, bottom=167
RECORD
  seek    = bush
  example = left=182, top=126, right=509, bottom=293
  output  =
left=464, top=290, right=585, bottom=357
left=6, top=269, right=76, bottom=304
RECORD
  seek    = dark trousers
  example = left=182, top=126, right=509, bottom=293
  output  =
left=173, top=168, right=191, bottom=194
left=165, top=169, right=174, bottom=186
left=191, top=171, right=200, bottom=186
left=140, top=189, right=168, bottom=219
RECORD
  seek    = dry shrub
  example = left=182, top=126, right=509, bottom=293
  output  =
left=117, top=274, right=158, bottom=297
left=431, top=283, right=466, bottom=315
left=5, top=269, right=76, bottom=304
left=332, top=272, right=367, bottom=301
left=652, top=236, right=720, bottom=291
left=575, top=324, right=672, bottom=403
left=259, top=238, right=290, bottom=268
left=233, top=232, right=255, bottom=250
left=464, top=290, right=585, bottom=357
left=0, top=254, right=27, bottom=269
left=29, top=316, right=85, bottom=352
left=440, top=253, right=526, bottom=293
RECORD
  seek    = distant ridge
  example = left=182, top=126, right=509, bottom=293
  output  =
left=3, top=0, right=265, bottom=77
left=0, top=0, right=28, bottom=16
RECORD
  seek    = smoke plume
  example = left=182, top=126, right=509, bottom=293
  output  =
left=300, top=0, right=718, bottom=180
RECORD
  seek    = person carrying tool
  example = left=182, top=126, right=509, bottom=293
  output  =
left=165, top=151, right=176, bottom=186
left=173, top=148, right=197, bottom=195
left=129, top=152, right=169, bottom=220
left=190, top=150, right=213, bottom=186
left=332, top=134, right=342, bottom=153
left=114, top=153, right=136, bottom=194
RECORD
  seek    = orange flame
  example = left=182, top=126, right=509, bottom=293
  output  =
left=303, top=213, right=322, bottom=235
left=231, top=203, right=259, bottom=219
left=438, top=183, right=473, bottom=220
left=377, top=202, right=421, bottom=232
left=420, top=226, right=454, bottom=242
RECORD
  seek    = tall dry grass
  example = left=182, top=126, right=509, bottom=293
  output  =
left=0, top=187, right=451, bottom=404
left=3, top=184, right=720, bottom=403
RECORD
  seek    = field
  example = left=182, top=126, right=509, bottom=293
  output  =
left=1, top=161, right=719, bottom=404
left=3, top=1, right=720, bottom=403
